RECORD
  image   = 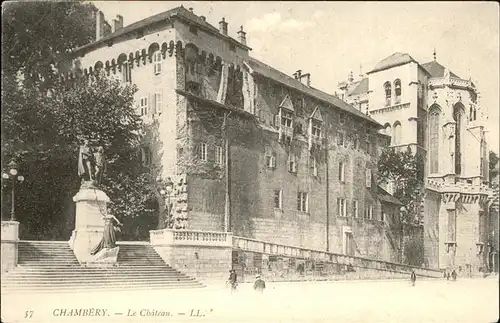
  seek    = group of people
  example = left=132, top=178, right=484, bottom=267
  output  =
left=78, top=138, right=106, bottom=185
left=227, top=269, right=266, bottom=293
left=444, top=269, right=458, bottom=281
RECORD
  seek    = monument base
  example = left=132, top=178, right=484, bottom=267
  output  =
left=71, top=183, right=111, bottom=264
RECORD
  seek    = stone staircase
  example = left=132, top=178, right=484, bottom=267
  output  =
left=1, top=241, right=204, bottom=293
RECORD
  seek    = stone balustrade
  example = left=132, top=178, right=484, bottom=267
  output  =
left=429, top=77, right=473, bottom=89
left=150, top=228, right=232, bottom=247
left=233, top=235, right=442, bottom=278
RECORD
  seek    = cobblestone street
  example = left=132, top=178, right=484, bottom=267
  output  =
left=2, top=277, right=498, bottom=323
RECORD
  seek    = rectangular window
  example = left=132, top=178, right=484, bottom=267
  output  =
left=312, top=121, right=321, bottom=138
left=215, top=146, right=224, bottom=165
left=366, top=169, right=372, bottom=188
left=337, top=198, right=346, bottom=217
left=189, top=25, right=198, bottom=35
left=288, top=153, right=297, bottom=173
left=353, top=200, right=359, bottom=218
left=199, top=143, right=208, bottom=161
left=155, top=91, right=162, bottom=114
left=337, top=132, right=344, bottom=146
left=281, top=110, right=293, bottom=128
left=354, top=137, right=360, bottom=150
left=266, top=154, right=276, bottom=169
left=153, top=51, right=162, bottom=75
left=141, top=146, right=152, bottom=165
left=366, top=141, right=371, bottom=155
left=140, top=96, right=148, bottom=116
left=365, top=205, right=373, bottom=220
left=339, top=162, right=345, bottom=182
left=381, top=211, right=386, bottom=222
left=122, top=62, right=131, bottom=83
left=339, top=113, right=346, bottom=125
left=297, top=192, right=308, bottom=212
left=274, top=189, right=283, bottom=209
left=310, top=155, right=318, bottom=176
left=229, top=42, right=236, bottom=52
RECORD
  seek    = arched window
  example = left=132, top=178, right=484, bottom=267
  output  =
left=453, top=103, right=465, bottom=175
left=384, top=123, right=392, bottom=145
left=394, top=79, right=401, bottom=104
left=393, top=121, right=402, bottom=146
left=384, top=82, right=391, bottom=106
left=428, top=105, right=441, bottom=174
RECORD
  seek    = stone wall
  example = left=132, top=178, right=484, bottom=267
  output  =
left=1, top=221, right=19, bottom=273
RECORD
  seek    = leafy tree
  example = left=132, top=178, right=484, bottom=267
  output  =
left=489, top=151, right=499, bottom=182
left=378, top=146, right=425, bottom=265
left=378, top=146, right=425, bottom=224
left=2, top=1, right=98, bottom=89
left=2, top=2, right=162, bottom=240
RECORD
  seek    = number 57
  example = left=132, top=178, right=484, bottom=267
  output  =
left=25, top=310, right=34, bottom=319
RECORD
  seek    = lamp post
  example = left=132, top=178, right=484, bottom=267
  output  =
left=159, top=177, right=174, bottom=229
left=2, top=160, right=25, bottom=221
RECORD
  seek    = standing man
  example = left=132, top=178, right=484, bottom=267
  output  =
left=253, top=274, right=266, bottom=293
left=410, top=270, right=416, bottom=287
left=227, top=269, right=238, bottom=293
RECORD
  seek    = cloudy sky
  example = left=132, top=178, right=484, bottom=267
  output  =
left=94, top=1, right=499, bottom=152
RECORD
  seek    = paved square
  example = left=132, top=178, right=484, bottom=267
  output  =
left=1, top=277, right=498, bottom=323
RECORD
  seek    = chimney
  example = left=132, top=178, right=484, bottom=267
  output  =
left=112, top=15, right=124, bottom=33
left=237, top=26, right=247, bottom=46
left=295, top=70, right=302, bottom=80
left=219, top=17, right=228, bottom=36
left=189, top=7, right=194, bottom=14
left=348, top=71, right=354, bottom=84
left=200, top=16, right=206, bottom=22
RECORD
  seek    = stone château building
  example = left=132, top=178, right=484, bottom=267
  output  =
left=61, top=6, right=413, bottom=264
left=338, top=52, right=495, bottom=273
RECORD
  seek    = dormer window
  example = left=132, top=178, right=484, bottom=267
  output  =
left=311, top=121, right=321, bottom=138
left=394, top=79, right=401, bottom=104
left=384, top=81, right=391, bottom=106
left=282, top=110, right=293, bottom=128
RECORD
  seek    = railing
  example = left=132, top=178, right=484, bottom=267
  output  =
left=233, top=236, right=442, bottom=277
left=150, top=229, right=232, bottom=247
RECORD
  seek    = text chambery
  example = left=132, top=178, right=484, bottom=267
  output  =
left=53, top=308, right=108, bottom=316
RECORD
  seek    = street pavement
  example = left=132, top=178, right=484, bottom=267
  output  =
left=1, top=277, right=498, bottom=323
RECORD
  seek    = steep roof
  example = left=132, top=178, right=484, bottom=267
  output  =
left=421, top=60, right=460, bottom=78
left=73, top=6, right=248, bottom=55
left=368, top=52, right=418, bottom=74
left=377, top=186, right=404, bottom=206
left=349, top=77, right=369, bottom=96
left=247, top=58, right=381, bottom=127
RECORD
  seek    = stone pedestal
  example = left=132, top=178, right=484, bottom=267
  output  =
left=70, top=183, right=112, bottom=264
left=1, top=221, right=19, bottom=273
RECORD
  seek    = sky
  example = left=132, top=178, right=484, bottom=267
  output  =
left=93, top=1, right=499, bottom=153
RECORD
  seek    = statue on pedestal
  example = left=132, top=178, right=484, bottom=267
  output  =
left=77, top=139, right=107, bottom=187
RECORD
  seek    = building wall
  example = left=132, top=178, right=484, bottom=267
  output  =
left=367, top=63, right=418, bottom=147
left=424, top=190, right=440, bottom=268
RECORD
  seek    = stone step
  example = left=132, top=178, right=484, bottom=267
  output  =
left=1, top=277, right=201, bottom=284
left=1, top=282, right=203, bottom=290
left=3, top=273, right=188, bottom=279
left=4, top=271, right=188, bottom=277
left=1, top=284, right=204, bottom=293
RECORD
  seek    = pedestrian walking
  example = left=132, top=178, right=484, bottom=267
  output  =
left=446, top=271, right=450, bottom=280
left=226, top=269, right=238, bottom=292
left=451, top=269, right=457, bottom=281
left=410, top=270, right=416, bottom=287
left=253, top=274, right=266, bottom=294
